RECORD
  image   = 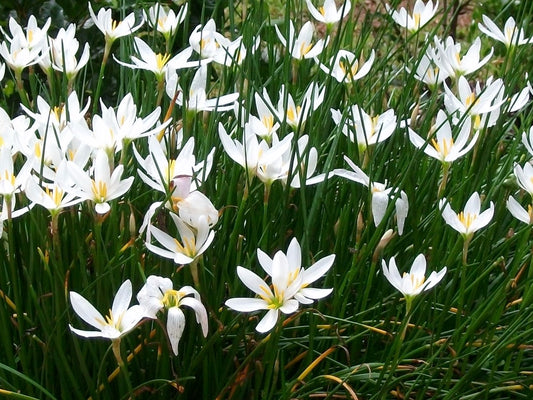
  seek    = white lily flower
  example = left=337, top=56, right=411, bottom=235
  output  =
left=478, top=14, right=533, bottom=47
left=276, top=83, right=325, bottom=130
left=88, top=2, right=144, bottom=43
left=115, top=37, right=196, bottom=79
left=0, top=147, right=32, bottom=199
left=334, top=155, right=409, bottom=234
left=1, top=15, right=50, bottom=51
left=409, top=52, right=449, bottom=87
left=443, top=76, right=506, bottom=130
left=137, top=275, right=208, bottom=355
left=69, top=279, right=144, bottom=340
left=189, top=19, right=230, bottom=61
left=408, top=110, right=476, bottom=163
left=146, top=213, right=214, bottom=264
left=439, top=192, right=494, bottom=238
left=318, top=49, right=375, bottom=83
left=25, top=164, right=82, bottom=214
left=382, top=254, right=446, bottom=298
left=513, top=162, right=533, bottom=196
left=507, top=196, right=533, bottom=225
left=0, top=35, right=42, bottom=73
left=145, top=3, right=188, bottom=40
left=236, top=90, right=280, bottom=141
left=219, top=124, right=293, bottom=184
left=43, top=24, right=90, bottom=79
left=167, top=66, right=239, bottom=112
left=275, top=20, right=327, bottom=60
left=257, top=238, right=335, bottom=305
left=386, top=0, right=439, bottom=32
left=65, top=150, right=134, bottom=214
left=331, top=105, right=396, bottom=151
left=521, top=127, right=533, bottom=157
left=431, top=36, right=492, bottom=79
left=305, top=0, right=351, bottom=25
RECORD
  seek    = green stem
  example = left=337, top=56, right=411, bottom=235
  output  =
left=112, top=339, right=134, bottom=398
left=438, top=162, right=450, bottom=199
left=92, top=40, right=113, bottom=116
left=14, top=69, right=31, bottom=109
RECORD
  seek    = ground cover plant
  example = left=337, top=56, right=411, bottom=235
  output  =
left=1, top=0, right=533, bottom=398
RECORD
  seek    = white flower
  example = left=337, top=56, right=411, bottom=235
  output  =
left=305, top=0, right=351, bottom=25
left=276, top=83, right=325, bottom=130
left=115, top=37, right=196, bottom=79
left=513, top=162, right=533, bottom=195
left=0, top=35, right=42, bottom=72
left=507, top=196, right=533, bottom=224
left=521, top=127, right=533, bottom=157
left=69, top=279, right=144, bottom=340
left=44, top=24, right=90, bottom=79
left=167, top=66, right=239, bottom=112
left=137, top=275, right=208, bottom=355
left=382, top=254, right=446, bottom=298
left=439, top=192, right=494, bottom=238
left=334, top=155, right=409, bottom=234
left=409, top=52, right=449, bottom=86
left=331, top=105, right=396, bottom=151
left=145, top=213, right=214, bottom=264
left=1, top=15, right=50, bottom=51
left=386, top=0, right=439, bottom=32
left=443, top=76, right=505, bottom=130
left=430, top=36, right=492, bottom=79
left=318, top=49, right=375, bottom=83
left=65, top=150, right=134, bottom=214
left=189, top=19, right=230, bottom=61
left=88, top=2, right=144, bottom=42
left=145, top=3, right=188, bottom=39
left=478, top=14, right=533, bottom=47
left=225, top=238, right=334, bottom=333
left=408, top=110, right=476, bottom=163
left=275, top=20, right=327, bottom=60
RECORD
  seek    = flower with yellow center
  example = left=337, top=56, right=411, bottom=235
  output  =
left=305, top=0, right=351, bottom=25
left=382, top=254, right=446, bottom=298
left=408, top=110, right=476, bottom=163
left=226, top=238, right=334, bottom=333
left=318, top=49, right=375, bottom=83
left=65, top=149, right=134, bottom=214
left=88, top=3, right=144, bottom=43
left=439, top=192, right=494, bottom=238
left=69, top=279, right=144, bottom=340
left=275, top=20, right=327, bottom=60
left=386, top=0, right=438, bottom=33
left=145, top=212, right=214, bottom=265
left=479, top=15, right=533, bottom=48
left=507, top=196, right=533, bottom=225
left=145, top=3, right=188, bottom=40
left=137, top=275, right=208, bottom=355
left=114, top=37, right=196, bottom=80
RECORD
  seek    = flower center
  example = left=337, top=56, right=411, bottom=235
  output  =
left=431, top=137, right=454, bottom=158
left=458, top=211, right=476, bottom=229
left=162, top=289, right=184, bottom=308
left=91, top=180, right=108, bottom=202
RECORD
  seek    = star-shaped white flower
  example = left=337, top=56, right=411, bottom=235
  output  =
left=478, top=14, right=533, bottom=47
left=69, top=279, right=144, bottom=340
left=382, top=254, right=446, bottom=298
left=439, top=192, right=494, bottom=238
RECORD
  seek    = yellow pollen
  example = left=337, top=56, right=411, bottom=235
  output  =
left=455, top=52, right=461, bottom=64
left=404, top=272, right=425, bottom=290
left=262, top=115, right=274, bottom=131
left=96, top=309, right=124, bottom=329
left=287, top=105, right=301, bottom=122
left=111, top=19, right=119, bottom=31
left=158, top=17, right=167, bottom=29
left=299, top=42, right=313, bottom=57
left=458, top=211, right=476, bottom=229
left=431, top=137, right=454, bottom=157
left=91, top=180, right=108, bottom=202
left=34, top=142, right=42, bottom=158
left=162, top=289, right=184, bottom=308
left=528, top=204, right=533, bottom=223
left=465, top=93, right=477, bottom=108
left=3, top=171, right=16, bottom=186
left=413, top=13, right=421, bottom=29
left=339, top=59, right=359, bottom=80
left=174, top=236, right=196, bottom=258
left=28, top=29, right=34, bottom=44
left=319, top=6, right=326, bottom=16
left=45, top=185, right=64, bottom=207
left=0, top=137, right=4, bottom=147
left=155, top=53, right=171, bottom=70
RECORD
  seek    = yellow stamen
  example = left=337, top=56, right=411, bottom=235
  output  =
left=162, top=289, right=185, bottom=308
left=287, top=106, right=301, bottom=122
left=458, top=211, right=476, bottom=229
left=413, top=13, right=421, bottom=29
left=91, top=180, right=108, bottom=202
left=155, top=53, right=171, bottom=70
left=299, top=42, right=313, bottom=57
left=262, top=115, right=274, bottom=132
left=431, top=137, right=454, bottom=157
